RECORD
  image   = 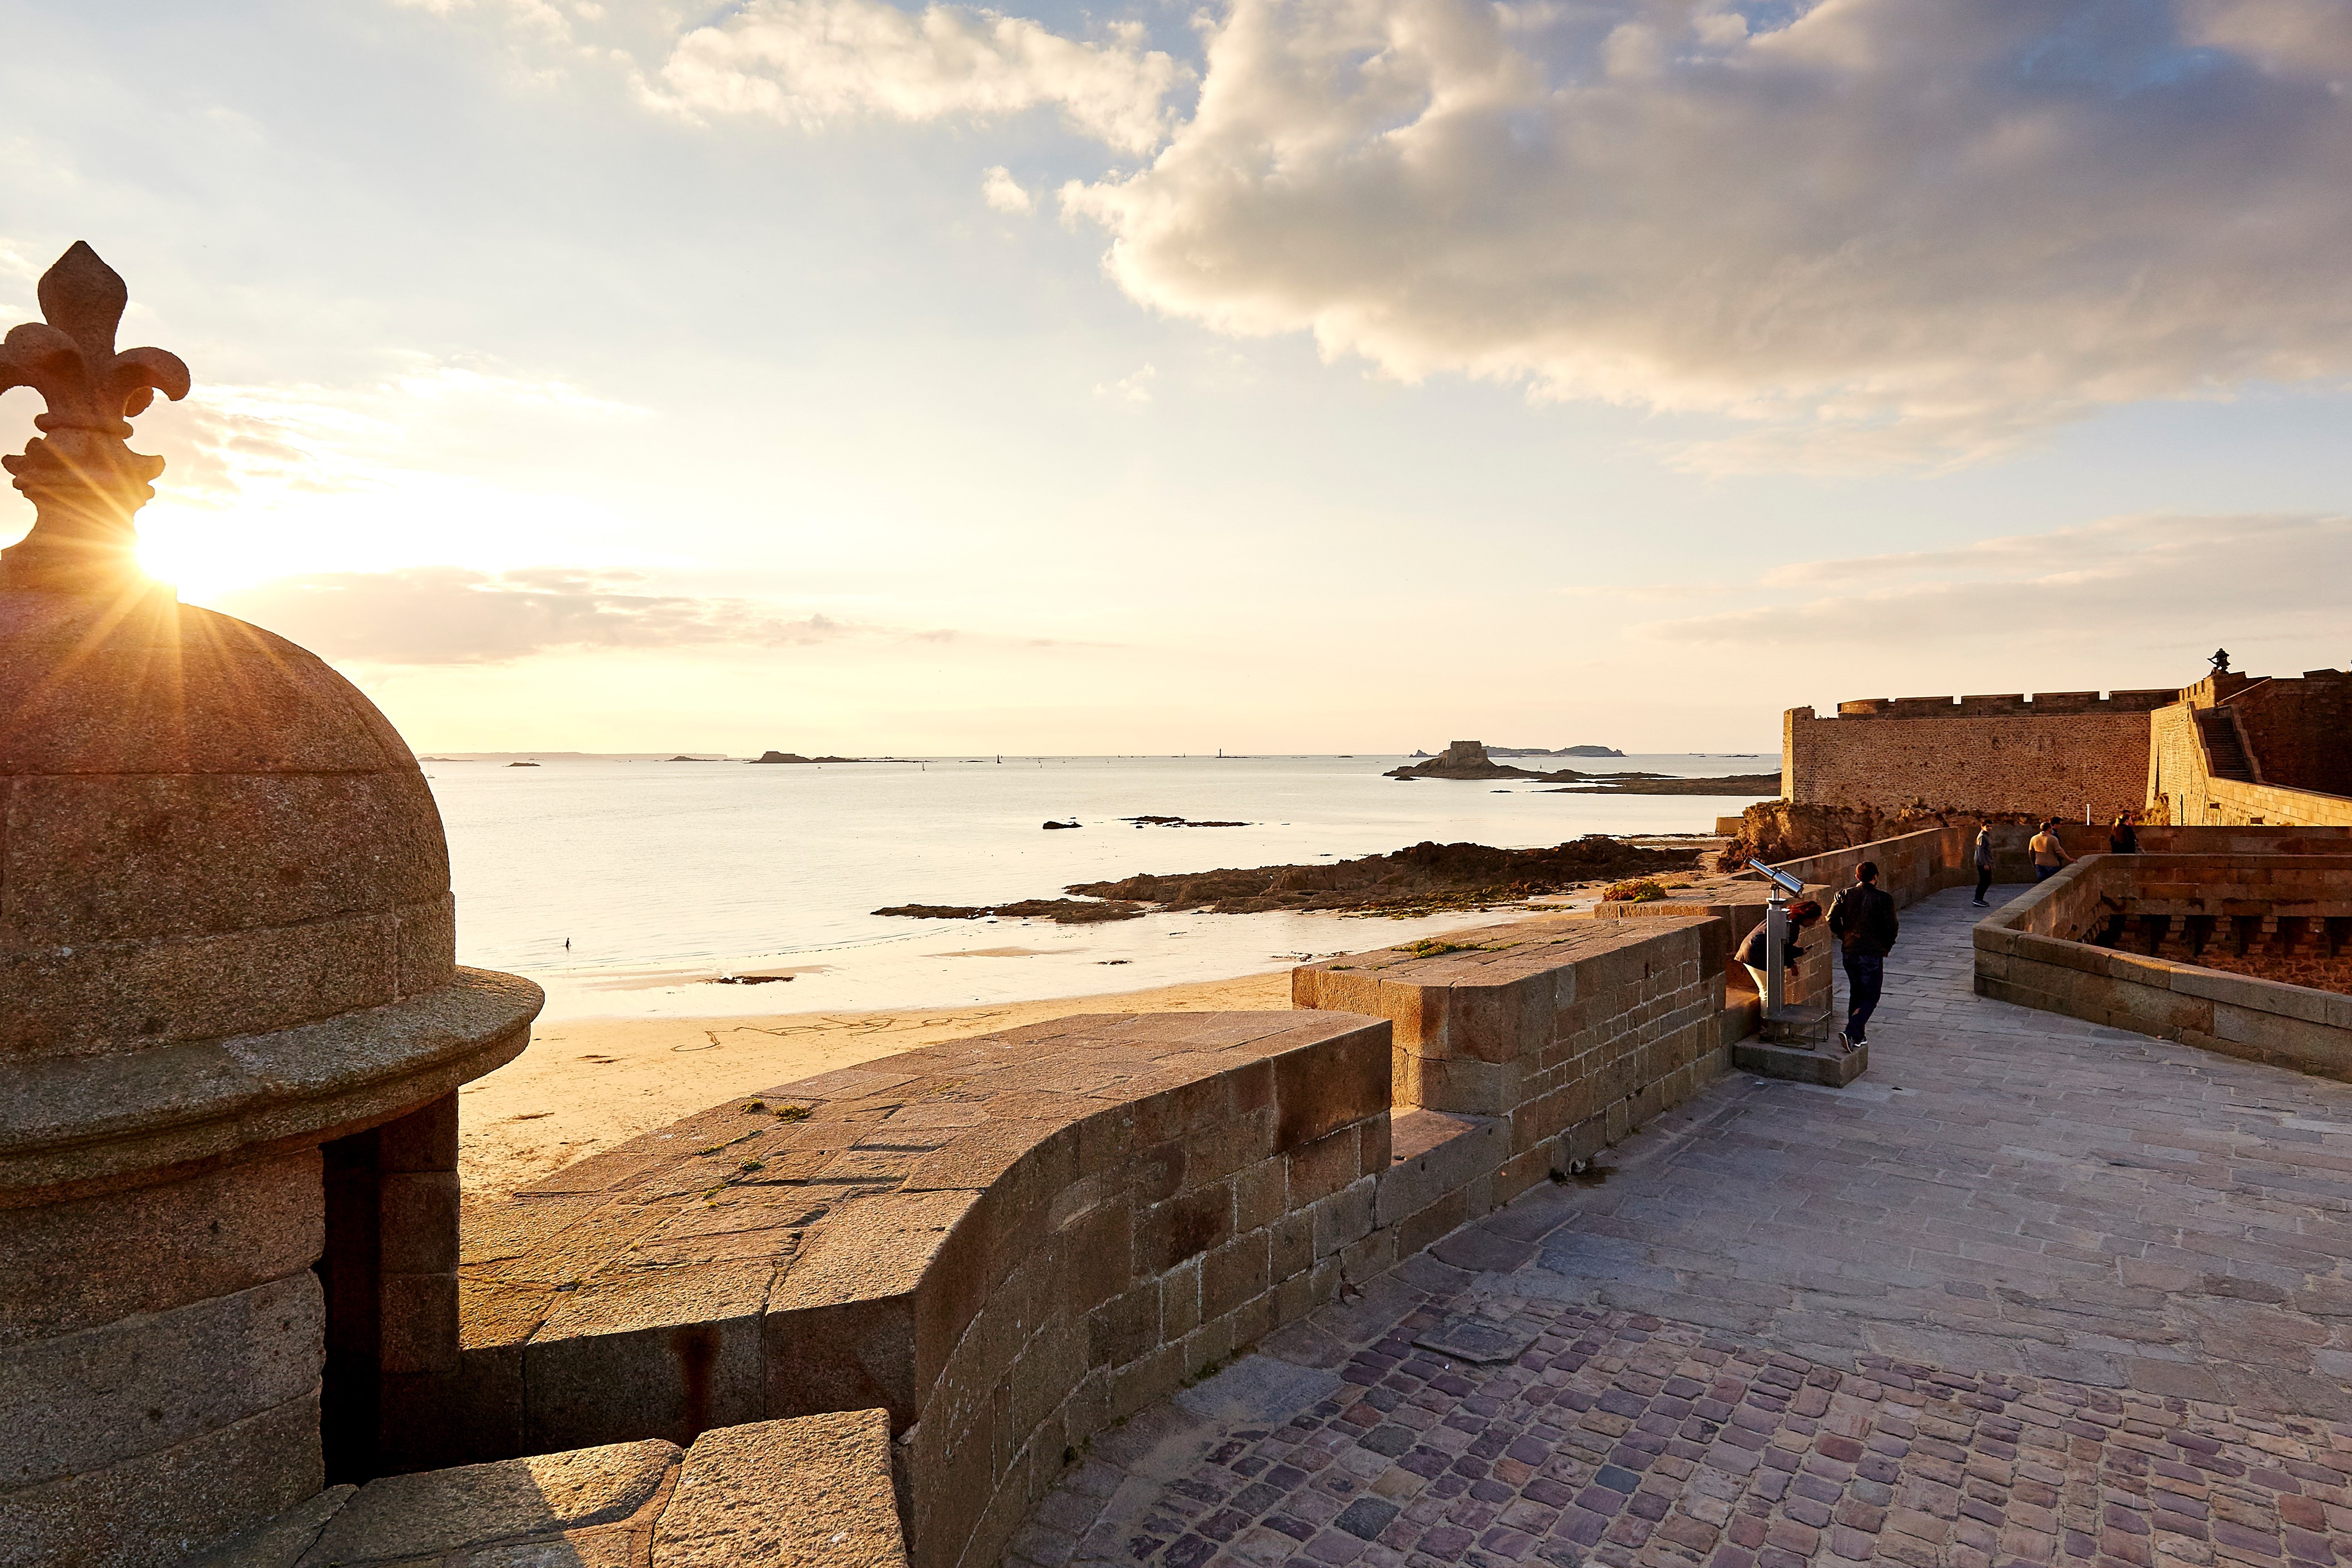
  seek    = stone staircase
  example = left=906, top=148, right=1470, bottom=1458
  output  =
left=2197, top=707, right=2256, bottom=780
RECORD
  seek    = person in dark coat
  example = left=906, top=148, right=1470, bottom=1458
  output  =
left=1827, top=861, right=1899, bottom=1051
left=2109, top=814, right=2139, bottom=855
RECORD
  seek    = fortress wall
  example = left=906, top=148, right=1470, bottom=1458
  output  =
left=1976, top=856, right=2352, bottom=1079
left=2231, top=673, right=2352, bottom=797
left=1785, top=702, right=2153, bottom=818
left=2149, top=700, right=2352, bottom=828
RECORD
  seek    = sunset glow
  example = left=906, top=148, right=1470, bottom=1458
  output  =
left=7, top=0, right=2352, bottom=755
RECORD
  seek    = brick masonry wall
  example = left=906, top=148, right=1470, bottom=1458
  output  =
left=1784, top=706, right=2152, bottom=818
left=1292, top=915, right=1729, bottom=1259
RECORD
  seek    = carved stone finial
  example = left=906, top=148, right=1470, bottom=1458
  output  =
left=0, top=242, right=191, bottom=592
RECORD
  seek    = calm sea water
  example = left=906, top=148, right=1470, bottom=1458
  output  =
left=427, top=754, right=1772, bottom=974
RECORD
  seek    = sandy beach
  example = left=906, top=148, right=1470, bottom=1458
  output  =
left=457, top=967, right=1292, bottom=1198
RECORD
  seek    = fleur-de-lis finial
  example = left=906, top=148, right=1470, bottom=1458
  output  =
left=0, top=242, right=191, bottom=592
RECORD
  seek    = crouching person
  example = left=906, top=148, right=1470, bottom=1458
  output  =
left=1735, top=898, right=1821, bottom=1004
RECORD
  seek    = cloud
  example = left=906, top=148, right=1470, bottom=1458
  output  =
left=209, top=567, right=859, bottom=664
left=981, top=164, right=1036, bottom=213
left=1647, top=514, right=2352, bottom=654
left=647, top=0, right=1193, bottom=154
left=148, top=362, right=647, bottom=510
left=1059, top=0, right=2352, bottom=466
left=1093, top=363, right=1155, bottom=402
left=202, top=565, right=1111, bottom=665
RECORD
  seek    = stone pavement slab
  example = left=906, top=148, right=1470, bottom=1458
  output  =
left=1015, top=885, right=2352, bottom=1568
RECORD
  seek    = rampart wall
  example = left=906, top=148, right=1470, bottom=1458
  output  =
left=410, top=1011, right=1392, bottom=1568
left=2149, top=701, right=2352, bottom=829
left=2228, top=674, right=2352, bottom=797
left=1783, top=697, right=2158, bottom=818
left=1294, top=913, right=1732, bottom=1250
left=385, top=910, right=1783, bottom=1568
left=1975, top=856, right=2352, bottom=1079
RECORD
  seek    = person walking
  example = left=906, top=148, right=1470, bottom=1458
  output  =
left=1827, top=862, right=1898, bottom=1052
left=1735, top=899, right=1821, bottom=1000
left=2028, top=819, right=2072, bottom=881
left=2108, top=813, right=2139, bottom=855
left=1972, top=825, right=1995, bottom=906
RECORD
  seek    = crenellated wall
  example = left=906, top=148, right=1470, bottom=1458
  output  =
left=1783, top=698, right=2158, bottom=818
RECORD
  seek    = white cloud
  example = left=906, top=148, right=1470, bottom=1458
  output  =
left=198, top=565, right=1107, bottom=666
left=139, top=361, right=646, bottom=512
left=981, top=164, right=1036, bottom=213
left=210, top=566, right=860, bottom=664
left=1646, top=514, right=2352, bottom=658
left=648, top=0, right=1193, bottom=154
left=1093, top=363, right=1156, bottom=402
left=1059, top=0, right=2352, bottom=466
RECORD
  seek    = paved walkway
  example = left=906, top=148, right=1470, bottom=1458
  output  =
left=1012, top=886, right=2352, bottom=1568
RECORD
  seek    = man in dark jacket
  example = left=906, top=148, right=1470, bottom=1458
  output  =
left=1827, top=861, right=1899, bottom=1051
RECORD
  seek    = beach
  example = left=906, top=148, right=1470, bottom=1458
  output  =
left=458, top=968, right=1292, bottom=1198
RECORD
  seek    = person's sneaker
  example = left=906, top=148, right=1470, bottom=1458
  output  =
left=1835, top=1030, right=1851, bottom=1053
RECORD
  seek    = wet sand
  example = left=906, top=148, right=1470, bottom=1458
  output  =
left=458, top=968, right=1292, bottom=1198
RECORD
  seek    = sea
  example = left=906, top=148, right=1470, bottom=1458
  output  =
left=424, top=753, right=1775, bottom=1020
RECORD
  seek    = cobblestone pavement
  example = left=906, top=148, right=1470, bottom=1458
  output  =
left=1010, top=886, right=2352, bottom=1568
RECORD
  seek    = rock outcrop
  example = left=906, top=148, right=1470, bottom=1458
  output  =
left=872, top=897, right=1146, bottom=923
left=1386, top=740, right=1532, bottom=780
left=1067, top=836, right=1702, bottom=915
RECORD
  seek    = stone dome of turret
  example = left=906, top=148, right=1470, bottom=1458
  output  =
left=2, top=588, right=455, bottom=1060
left=0, top=581, right=541, bottom=1199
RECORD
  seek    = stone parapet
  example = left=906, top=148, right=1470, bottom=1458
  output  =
left=1976, top=855, right=2352, bottom=1078
left=1293, top=914, right=1729, bottom=1251
left=424, top=1010, right=1391, bottom=1568
left=1589, top=882, right=1837, bottom=1025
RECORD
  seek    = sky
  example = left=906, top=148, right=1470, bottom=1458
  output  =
left=2, top=0, right=2349, bottom=754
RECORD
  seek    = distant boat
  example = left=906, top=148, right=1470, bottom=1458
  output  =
left=1043, top=819, right=1081, bottom=830
left=508, top=761, right=539, bottom=768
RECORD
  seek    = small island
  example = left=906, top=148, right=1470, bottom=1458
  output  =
left=1385, top=740, right=1775, bottom=796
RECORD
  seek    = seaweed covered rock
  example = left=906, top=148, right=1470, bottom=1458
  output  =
left=1068, top=836, right=1701, bottom=915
